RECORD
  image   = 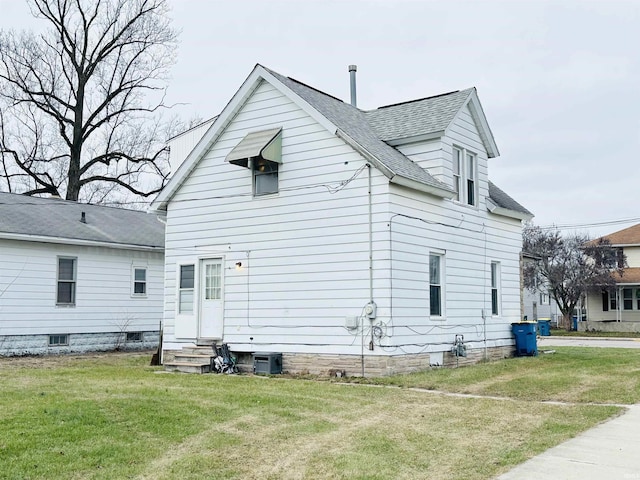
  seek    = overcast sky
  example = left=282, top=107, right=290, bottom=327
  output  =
left=1, top=0, right=638, bottom=237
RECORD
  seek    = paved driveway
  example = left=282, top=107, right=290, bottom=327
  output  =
left=538, top=336, right=640, bottom=349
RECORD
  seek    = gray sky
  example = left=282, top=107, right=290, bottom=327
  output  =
left=1, top=0, right=638, bottom=237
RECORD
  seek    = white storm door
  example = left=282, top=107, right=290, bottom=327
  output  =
left=199, top=259, right=223, bottom=339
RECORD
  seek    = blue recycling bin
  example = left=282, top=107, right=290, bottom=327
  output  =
left=512, top=323, right=538, bottom=356
left=571, top=316, right=578, bottom=331
left=537, top=320, right=551, bottom=336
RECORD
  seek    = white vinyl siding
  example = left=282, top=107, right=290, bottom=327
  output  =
left=0, top=239, right=163, bottom=336
left=161, top=80, right=524, bottom=357
left=162, top=81, right=382, bottom=352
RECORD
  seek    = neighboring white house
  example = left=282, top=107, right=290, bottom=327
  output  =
left=0, top=192, right=165, bottom=355
left=151, top=64, right=532, bottom=376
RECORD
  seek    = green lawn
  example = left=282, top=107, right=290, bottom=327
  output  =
left=0, top=349, right=632, bottom=480
left=347, top=346, right=640, bottom=404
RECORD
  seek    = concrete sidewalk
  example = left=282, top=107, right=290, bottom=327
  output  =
left=538, top=336, right=640, bottom=349
left=496, top=404, right=640, bottom=479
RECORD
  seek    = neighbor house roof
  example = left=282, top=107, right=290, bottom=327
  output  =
left=0, top=192, right=164, bottom=250
left=597, top=224, right=640, bottom=246
left=152, top=64, right=528, bottom=219
left=611, top=267, right=640, bottom=284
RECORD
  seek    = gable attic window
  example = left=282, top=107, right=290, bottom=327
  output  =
left=452, top=147, right=477, bottom=207
left=225, top=127, right=282, bottom=196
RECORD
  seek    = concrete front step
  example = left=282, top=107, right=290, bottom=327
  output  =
left=182, top=346, right=216, bottom=355
left=164, top=361, right=211, bottom=374
left=174, top=353, right=214, bottom=364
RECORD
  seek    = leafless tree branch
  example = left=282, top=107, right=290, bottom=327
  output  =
left=0, top=0, right=178, bottom=203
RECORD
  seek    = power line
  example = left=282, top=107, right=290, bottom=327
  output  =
left=539, top=216, right=640, bottom=231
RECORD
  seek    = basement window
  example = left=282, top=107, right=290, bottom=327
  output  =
left=126, top=332, right=143, bottom=343
left=225, top=127, right=282, bottom=196
left=49, top=334, right=69, bottom=346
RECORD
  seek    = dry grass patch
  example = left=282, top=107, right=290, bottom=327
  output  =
left=0, top=352, right=622, bottom=480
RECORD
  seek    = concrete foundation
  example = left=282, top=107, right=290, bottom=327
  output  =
left=163, top=344, right=515, bottom=377
left=0, top=331, right=159, bottom=357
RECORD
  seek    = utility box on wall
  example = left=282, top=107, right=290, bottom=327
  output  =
left=253, top=352, right=282, bottom=374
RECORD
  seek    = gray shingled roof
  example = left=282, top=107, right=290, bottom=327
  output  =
left=0, top=192, right=164, bottom=248
left=488, top=181, right=532, bottom=216
left=263, top=67, right=530, bottom=217
left=264, top=67, right=453, bottom=192
left=365, top=89, right=475, bottom=142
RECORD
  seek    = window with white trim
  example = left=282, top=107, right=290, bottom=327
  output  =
left=466, top=152, right=476, bottom=206
left=429, top=253, right=444, bottom=317
left=491, top=261, right=500, bottom=315
left=452, top=148, right=461, bottom=201
left=602, top=289, right=617, bottom=311
left=179, top=264, right=195, bottom=314
left=452, top=147, right=477, bottom=206
left=57, top=257, right=77, bottom=305
left=132, top=267, right=147, bottom=296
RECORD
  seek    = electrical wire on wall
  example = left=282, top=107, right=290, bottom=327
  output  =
left=385, top=212, right=508, bottom=356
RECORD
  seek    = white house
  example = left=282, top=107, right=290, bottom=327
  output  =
left=151, top=64, right=532, bottom=376
left=0, top=192, right=164, bottom=355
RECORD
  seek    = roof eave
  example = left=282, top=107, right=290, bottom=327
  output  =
left=390, top=175, right=456, bottom=199
left=335, top=129, right=394, bottom=178
left=384, top=131, right=444, bottom=146
left=0, top=232, right=164, bottom=251
left=486, top=198, right=533, bottom=221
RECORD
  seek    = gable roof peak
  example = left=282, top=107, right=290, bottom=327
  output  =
left=152, top=65, right=500, bottom=210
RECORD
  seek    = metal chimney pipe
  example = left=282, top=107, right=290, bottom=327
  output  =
left=348, top=65, right=357, bottom=107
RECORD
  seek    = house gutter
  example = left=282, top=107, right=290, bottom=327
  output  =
left=388, top=175, right=455, bottom=199
left=0, top=232, right=164, bottom=252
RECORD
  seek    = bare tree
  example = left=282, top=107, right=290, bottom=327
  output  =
left=523, top=224, right=625, bottom=330
left=0, top=0, right=178, bottom=203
